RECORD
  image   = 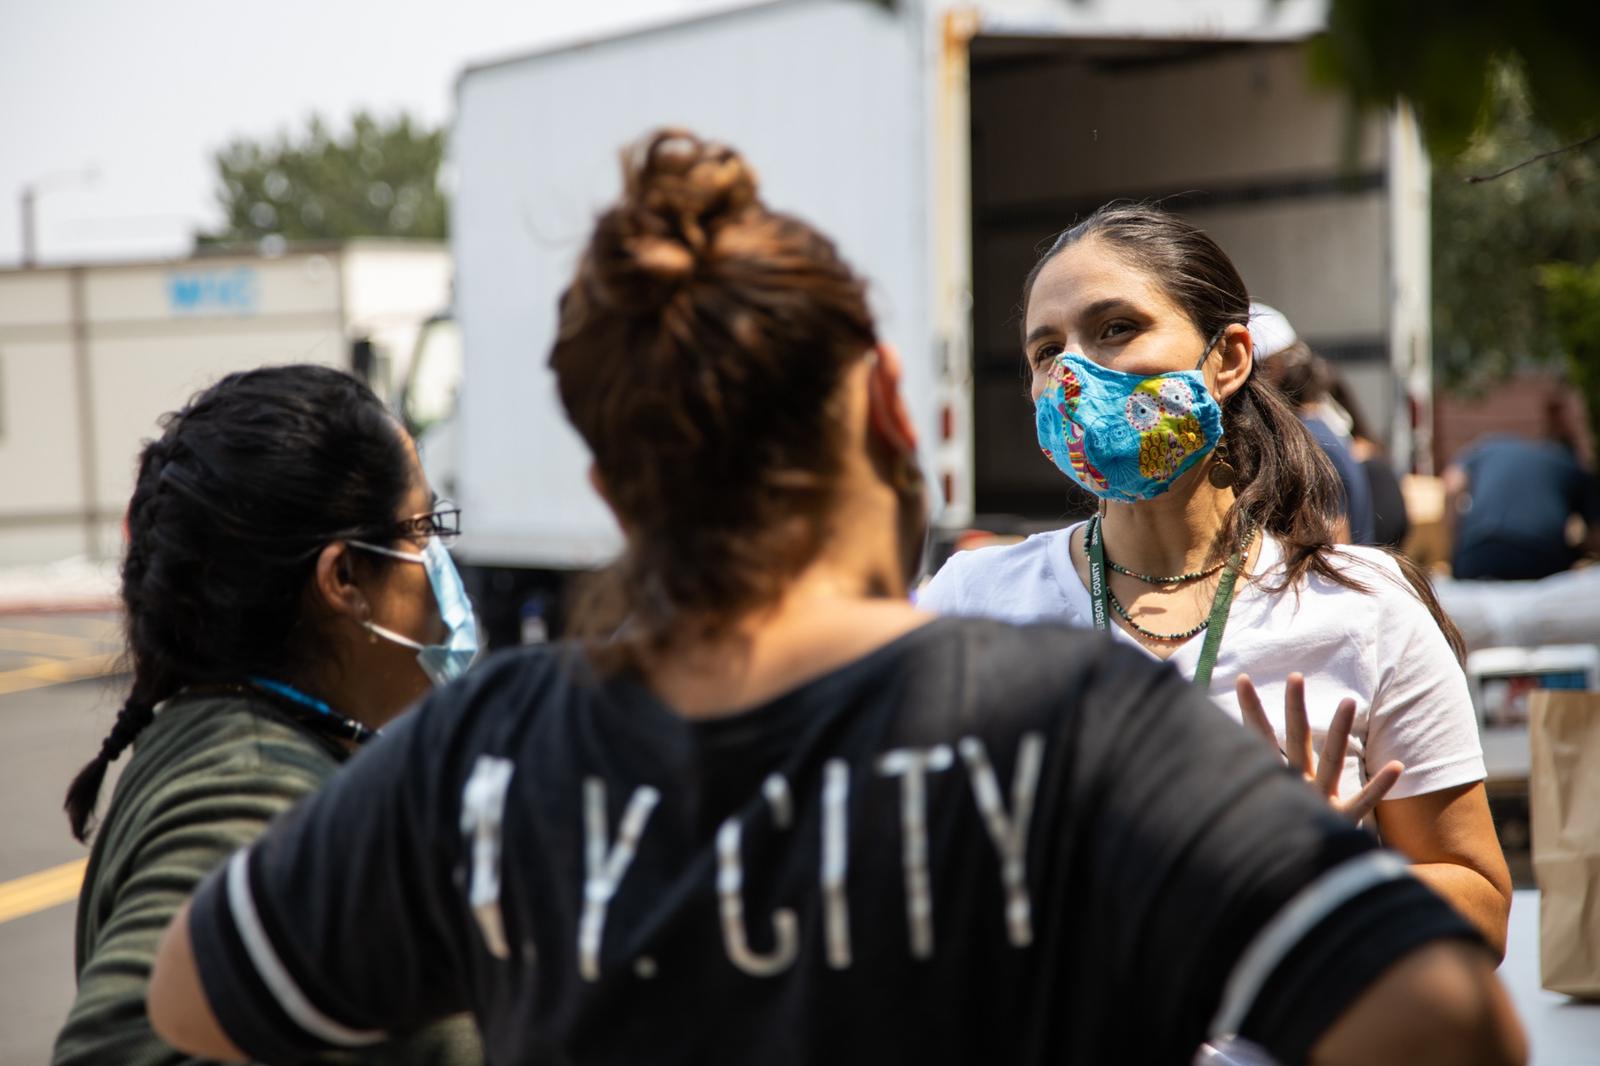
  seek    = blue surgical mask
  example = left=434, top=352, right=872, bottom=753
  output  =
left=349, top=537, right=481, bottom=686
left=1034, top=343, right=1225, bottom=502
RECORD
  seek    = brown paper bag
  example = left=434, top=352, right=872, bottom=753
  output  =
left=1530, top=689, right=1600, bottom=999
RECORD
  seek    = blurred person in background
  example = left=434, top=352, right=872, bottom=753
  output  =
left=1254, top=304, right=1376, bottom=546
left=917, top=205, right=1511, bottom=956
left=53, top=366, right=482, bottom=1066
left=146, top=132, right=1522, bottom=1066
left=1324, top=373, right=1411, bottom=549
left=1445, top=397, right=1600, bottom=580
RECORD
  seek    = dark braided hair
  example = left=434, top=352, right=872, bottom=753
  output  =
left=65, top=365, right=412, bottom=842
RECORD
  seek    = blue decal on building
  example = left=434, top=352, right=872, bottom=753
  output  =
left=168, top=267, right=259, bottom=314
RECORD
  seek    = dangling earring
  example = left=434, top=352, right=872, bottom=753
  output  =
left=1208, top=436, right=1237, bottom=489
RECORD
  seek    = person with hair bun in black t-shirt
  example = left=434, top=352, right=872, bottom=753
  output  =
left=150, top=132, right=1523, bottom=1066
left=54, top=365, right=481, bottom=1066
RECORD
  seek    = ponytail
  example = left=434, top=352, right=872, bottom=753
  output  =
left=64, top=686, right=159, bottom=843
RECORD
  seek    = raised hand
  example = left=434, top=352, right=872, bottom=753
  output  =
left=1235, top=672, right=1403, bottom=823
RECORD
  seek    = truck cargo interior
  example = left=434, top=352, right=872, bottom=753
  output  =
left=965, top=36, right=1399, bottom=524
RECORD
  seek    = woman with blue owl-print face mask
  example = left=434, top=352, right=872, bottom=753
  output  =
left=917, top=203, right=1512, bottom=960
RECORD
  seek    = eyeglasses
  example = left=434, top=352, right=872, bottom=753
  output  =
left=380, top=502, right=461, bottom=546
left=314, top=501, right=461, bottom=554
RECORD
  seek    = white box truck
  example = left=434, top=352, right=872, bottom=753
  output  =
left=416, top=0, right=1432, bottom=646
left=1, top=241, right=450, bottom=565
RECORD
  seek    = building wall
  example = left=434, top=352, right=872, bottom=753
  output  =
left=0, top=245, right=449, bottom=564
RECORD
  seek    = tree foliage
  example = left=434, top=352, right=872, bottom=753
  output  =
left=1431, top=64, right=1600, bottom=388
left=200, top=111, right=447, bottom=244
left=1310, top=0, right=1600, bottom=158
left=1303, top=1, right=1600, bottom=398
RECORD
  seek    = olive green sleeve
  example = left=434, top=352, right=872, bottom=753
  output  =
left=54, top=744, right=328, bottom=1066
left=53, top=734, right=481, bottom=1066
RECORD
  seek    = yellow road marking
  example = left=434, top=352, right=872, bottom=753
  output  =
left=0, top=859, right=88, bottom=924
left=0, top=652, right=122, bottom=696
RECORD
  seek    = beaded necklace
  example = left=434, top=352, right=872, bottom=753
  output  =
left=1105, top=555, right=1227, bottom=590
left=1087, top=515, right=1257, bottom=688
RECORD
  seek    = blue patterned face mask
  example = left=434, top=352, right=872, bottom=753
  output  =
left=349, top=537, right=480, bottom=686
left=1034, top=343, right=1225, bottom=502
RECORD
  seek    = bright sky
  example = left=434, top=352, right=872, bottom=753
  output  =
left=0, top=0, right=748, bottom=265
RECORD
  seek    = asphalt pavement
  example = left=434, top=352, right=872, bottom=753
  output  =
left=0, top=613, right=124, bottom=1066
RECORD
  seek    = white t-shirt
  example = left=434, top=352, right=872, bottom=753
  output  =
left=916, top=523, right=1485, bottom=802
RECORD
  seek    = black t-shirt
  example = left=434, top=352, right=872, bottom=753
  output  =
left=1362, top=455, right=1411, bottom=549
left=188, top=618, right=1474, bottom=1065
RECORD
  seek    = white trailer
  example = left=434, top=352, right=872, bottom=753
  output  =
left=0, top=241, right=450, bottom=565
left=434, top=0, right=1431, bottom=644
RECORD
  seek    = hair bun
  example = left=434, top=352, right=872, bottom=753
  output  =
left=588, top=129, right=761, bottom=309
left=627, top=234, right=696, bottom=283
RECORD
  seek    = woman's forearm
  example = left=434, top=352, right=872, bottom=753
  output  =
left=1410, top=862, right=1511, bottom=961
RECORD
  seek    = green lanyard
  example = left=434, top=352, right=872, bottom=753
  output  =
left=1086, top=514, right=1249, bottom=690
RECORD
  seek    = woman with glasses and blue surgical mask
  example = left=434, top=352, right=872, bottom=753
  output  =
left=917, top=204, right=1512, bottom=958
left=54, top=364, right=481, bottom=1066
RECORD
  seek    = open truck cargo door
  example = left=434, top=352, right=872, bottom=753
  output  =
left=961, top=12, right=1427, bottom=520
